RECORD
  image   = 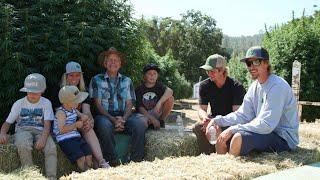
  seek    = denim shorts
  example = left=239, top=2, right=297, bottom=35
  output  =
left=58, top=137, right=92, bottom=163
left=238, top=131, right=290, bottom=155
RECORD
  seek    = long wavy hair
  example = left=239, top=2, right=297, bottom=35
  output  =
left=60, top=73, right=86, bottom=91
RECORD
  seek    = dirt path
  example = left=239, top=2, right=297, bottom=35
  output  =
left=170, top=99, right=200, bottom=128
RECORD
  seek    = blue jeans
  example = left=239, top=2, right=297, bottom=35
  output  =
left=94, top=114, right=146, bottom=163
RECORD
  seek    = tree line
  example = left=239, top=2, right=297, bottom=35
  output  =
left=0, top=1, right=319, bottom=121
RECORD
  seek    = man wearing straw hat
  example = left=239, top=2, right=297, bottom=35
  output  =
left=89, top=47, right=146, bottom=165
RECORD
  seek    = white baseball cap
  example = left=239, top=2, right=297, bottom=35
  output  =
left=58, top=85, right=88, bottom=104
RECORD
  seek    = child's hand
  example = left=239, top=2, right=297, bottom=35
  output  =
left=82, top=118, right=92, bottom=132
left=150, top=117, right=160, bottom=130
left=0, top=134, right=8, bottom=144
left=35, top=136, right=47, bottom=150
left=80, top=114, right=89, bottom=121
left=76, top=120, right=83, bottom=129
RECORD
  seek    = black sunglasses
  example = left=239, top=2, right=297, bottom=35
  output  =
left=245, top=59, right=262, bottom=67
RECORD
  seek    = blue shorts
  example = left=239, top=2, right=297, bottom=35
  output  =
left=58, top=137, right=92, bottom=163
left=237, top=131, right=290, bottom=155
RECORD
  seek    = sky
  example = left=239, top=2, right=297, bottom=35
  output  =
left=130, top=0, right=319, bottom=37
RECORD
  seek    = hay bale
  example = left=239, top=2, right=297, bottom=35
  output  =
left=0, top=135, right=76, bottom=178
left=61, top=123, right=320, bottom=179
left=144, top=129, right=200, bottom=161
left=0, top=167, right=46, bottom=180
left=299, top=122, right=320, bottom=139
left=0, top=143, right=20, bottom=172
left=2, top=123, right=320, bottom=179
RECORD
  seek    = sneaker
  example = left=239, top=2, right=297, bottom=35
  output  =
left=100, top=161, right=111, bottom=169
left=159, top=119, right=165, bottom=128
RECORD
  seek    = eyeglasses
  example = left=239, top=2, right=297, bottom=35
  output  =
left=245, top=59, right=262, bottom=67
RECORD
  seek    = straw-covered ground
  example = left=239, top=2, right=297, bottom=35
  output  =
left=59, top=123, right=320, bottom=179
left=1, top=101, right=320, bottom=179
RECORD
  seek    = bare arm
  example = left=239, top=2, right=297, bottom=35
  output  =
left=198, top=104, right=209, bottom=122
left=56, top=110, right=82, bottom=134
left=35, top=120, right=51, bottom=150
left=82, top=103, right=93, bottom=120
left=139, top=106, right=157, bottom=120
left=79, top=104, right=94, bottom=131
left=41, top=120, right=51, bottom=139
left=0, top=122, right=10, bottom=135
left=157, top=87, right=173, bottom=106
left=94, top=98, right=116, bottom=124
left=123, top=100, right=133, bottom=121
left=0, top=122, right=10, bottom=144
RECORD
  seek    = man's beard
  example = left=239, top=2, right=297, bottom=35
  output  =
left=250, top=73, right=258, bottom=80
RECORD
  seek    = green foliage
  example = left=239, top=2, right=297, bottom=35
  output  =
left=0, top=0, right=148, bottom=120
left=140, top=10, right=225, bottom=83
left=227, top=52, right=251, bottom=89
left=263, top=11, right=320, bottom=121
left=141, top=47, right=192, bottom=99
left=222, top=33, right=264, bottom=55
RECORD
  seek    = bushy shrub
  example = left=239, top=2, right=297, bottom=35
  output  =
left=263, top=11, right=320, bottom=121
left=142, top=48, right=192, bottom=99
left=0, top=0, right=148, bottom=121
left=227, top=52, right=251, bottom=89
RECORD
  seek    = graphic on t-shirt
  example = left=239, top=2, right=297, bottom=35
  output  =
left=17, top=108, right=44, bottom=128
left=142, top=92, right=158, bottom=110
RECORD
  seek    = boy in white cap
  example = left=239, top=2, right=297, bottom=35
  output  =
left=0, top=73, right=57, bottom=179
left=53, top=85, right=94, bottom=172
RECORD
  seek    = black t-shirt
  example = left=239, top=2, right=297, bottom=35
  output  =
left=199, top=77, right=246, bottom=117
left=135, top=82, right=167, bottom=111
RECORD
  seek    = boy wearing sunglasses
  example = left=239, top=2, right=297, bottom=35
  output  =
left=206, top=46, right=299, bottom=157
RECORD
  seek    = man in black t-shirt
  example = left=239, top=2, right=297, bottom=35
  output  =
left=193, top=54, right=246, bottom=154
left=135, top=63, right=174, bottom=129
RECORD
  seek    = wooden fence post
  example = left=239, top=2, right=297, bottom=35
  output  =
left=292, top=60, right=302, bottom=121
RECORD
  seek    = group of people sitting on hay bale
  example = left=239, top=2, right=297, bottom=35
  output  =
left=0, top=46, right=299, bottom=179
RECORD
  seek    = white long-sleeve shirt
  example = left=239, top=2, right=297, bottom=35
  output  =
left=214, top=74, right=299, bottom=149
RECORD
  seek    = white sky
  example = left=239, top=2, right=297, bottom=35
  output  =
left=130, top=0, right=319, bottom=36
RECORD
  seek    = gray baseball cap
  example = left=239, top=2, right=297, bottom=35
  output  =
left=65, top=61, right=82, bottom=74
left=20, top=73, right=47, bottom=93
left=200, top=54, right=226, bottom=71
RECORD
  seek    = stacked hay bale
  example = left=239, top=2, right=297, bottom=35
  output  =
left=2, top=123, right=320, bottom=179
left=145, top=129, right=199, bottom=161
left=0, top=128, right=199, bottom=177
left=0, top=136, right=76, bottom=177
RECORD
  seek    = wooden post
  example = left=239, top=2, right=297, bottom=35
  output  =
left=292, top=60, right=301, bottom=121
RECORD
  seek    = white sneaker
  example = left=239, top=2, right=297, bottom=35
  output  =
left=100, top=161, right=111, bottom=169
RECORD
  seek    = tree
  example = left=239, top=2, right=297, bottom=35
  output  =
left=263, top=11, right=320, bottom=121
left=0, top=0, right=148, bottom=120
left=140, top=10, right=225, bottom=83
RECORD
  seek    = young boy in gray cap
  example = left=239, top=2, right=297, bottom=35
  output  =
left=0, top=73, right=57, bottom=179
